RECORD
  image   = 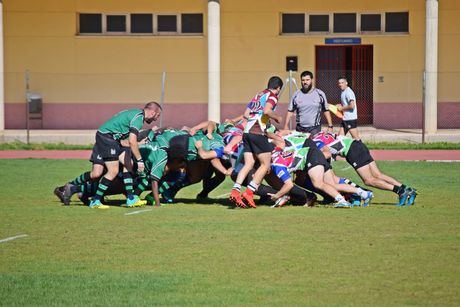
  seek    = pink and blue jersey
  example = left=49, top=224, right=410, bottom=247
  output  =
left=245, top=89, right=278, bottom=134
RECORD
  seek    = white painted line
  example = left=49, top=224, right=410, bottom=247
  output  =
left=340, top=166, right=352, bottom=171
left=0, top=234, right=28, bottom=243
left=215, top=192, right=230, bottom=198
left=124, top=209, right=153, bottom=216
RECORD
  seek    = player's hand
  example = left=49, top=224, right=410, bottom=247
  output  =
left=225, top=167, right=234, bottom=176
left=327, top=126, right=334, bottom=133
left=189, top=128, right=196, bottom=136
left=336, top=105, right=343, bottom=111
left=151, top=125, right=159, bottom=131
left=195, top=140, right=203, bottom=149
left=267, top=193, right=278, bottom=201
left=206, top=132, right=214, bottom=140
left=137, top=159, right=145, bottom=174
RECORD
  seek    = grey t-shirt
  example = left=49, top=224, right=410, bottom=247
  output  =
left=341, top=87, right=357, bottom=121
left=288, top=88, right=329, bottom=128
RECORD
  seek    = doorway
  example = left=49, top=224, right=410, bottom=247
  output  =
left=315, top=45, right=373, bottom=124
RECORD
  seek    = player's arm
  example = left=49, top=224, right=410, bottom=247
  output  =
left=210, top=158, right=233, bottom=176
left=263, top=103, right=282, bottom=123
left=337, top=99, right=355, bottom=112
left=190, top=121, right=211, bottom=136
left=128, top=132, right=144, bottom=169
left=273, top=178, right=294, bottom=199
left=206, top=121, right=217, bottom=139
left=284, top=111, right=295, bottom=130
left=225, top=114, right=244, bottom=124
left=151, top=180, right=161, bottom=207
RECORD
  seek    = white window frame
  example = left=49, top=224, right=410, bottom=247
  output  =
left=306, top=13, right=331, bottom=35
left=104, top=13, right=130, bottom=35
left=359, top=13, right=383, bottom=34
left=384, top=11, right=410, bottom=34
left=77, top=13, right=203, bottom=36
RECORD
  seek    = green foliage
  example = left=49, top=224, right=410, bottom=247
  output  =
left=0, top=159, right=459, bottom=305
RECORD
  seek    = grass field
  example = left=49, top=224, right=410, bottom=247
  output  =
left=0, top=159, right=459, bottom=306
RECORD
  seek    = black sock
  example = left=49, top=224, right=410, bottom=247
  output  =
left=122, top=172, right=134, bottom=196
left=95, top=177, right=112, bottom=199
left=134, top=177, right=149, bottom=196
left=70, top=171, right=91, bottom=185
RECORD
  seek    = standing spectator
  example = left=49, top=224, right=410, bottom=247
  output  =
left=284, top=71, right=333, bottom=135
left=337, top=77, right=359, bottom=139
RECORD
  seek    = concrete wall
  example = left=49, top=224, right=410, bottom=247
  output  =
left=3, top=0, right=460, bottom=129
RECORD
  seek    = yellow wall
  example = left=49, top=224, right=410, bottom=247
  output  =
left=4, top=0, right=460, bottom=105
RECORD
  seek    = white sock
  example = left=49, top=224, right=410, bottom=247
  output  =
left=334, top=194, right=346, bottom=203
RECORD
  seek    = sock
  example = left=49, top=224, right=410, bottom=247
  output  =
left=94, top=177, right=112, bottom=199
left=122, top=172, right=134, bottom=196
left=356, top=187, right=368, bottom=198
left=247, top=181, right=259, bottom=193
left=393, top=184, right=407, bottom=195
left=70, top=171, right=91, bottom=185
left=232, top=183, right=242, bottom=192
left=334, top=194, right=346, bottom=203
left=134, top=177, right=150, bottom=196
left=70, top=185, right=80, bottom=195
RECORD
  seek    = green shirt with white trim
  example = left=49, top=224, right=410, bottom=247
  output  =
left=98, top=108, right=144, bottom=141
left=139, top=143, right=168, bottom=181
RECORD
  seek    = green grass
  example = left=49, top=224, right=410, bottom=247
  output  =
left=0, top=159, right=459, bottom=305
left=1, top=141, right=460, bottom=150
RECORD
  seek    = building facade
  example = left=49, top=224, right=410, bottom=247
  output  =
left=2, top=0, right=459, bottom=129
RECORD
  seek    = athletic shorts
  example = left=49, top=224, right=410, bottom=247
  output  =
left=346, top=140, right=374, bottom=170
left=243, top=133, right=274, bottom=154
left=296, top=124, right=321, bottom=136
left=341, top=119, right=358, bottom=134
left=91, top=131, right=123, bottom=162
left=302, top=138, right=332, bottom=172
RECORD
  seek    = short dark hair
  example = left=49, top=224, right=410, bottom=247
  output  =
left=300, top=71, right=314, bottom=79
left=144, top=101, right=162, bottom=111
left=338, top=76, right=348, bottom=82
left=267, top=76, right=283, bottom=90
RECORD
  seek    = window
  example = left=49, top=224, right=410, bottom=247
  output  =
left=385, top=12, right=409, bottom=33
left=131, top=14, right=153, bottom=33
left=182, top=14, right=203, bottom=33
left=361, top=14, right=381, bottom=32
left=309, top=14, right=329, bottom=32
left=79, top=13, right=102, bottom=33
left=282, top=13, right=305, bottom=33
left=106, top=15, right=127, bottom=32
left=158, top=15, right=177, bottom=32
left=333, top=13, right=356, bottom=33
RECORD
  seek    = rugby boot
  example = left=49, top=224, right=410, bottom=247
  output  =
left=53, top=186, right=65, bottom=203
left=89, top=198, right=110, bottom=209
left=333, top=200, right=352, bottom=208
left=361, top=191, right=374, bottom=207
left=270, top=195, right=290, bottom=208
left=123, top=195, right=147, bottom=208
left=396, top=188, right=410, bottom=206
left=242, top=189, right=257, bottom=208
left=229, top=189, right=246, bottom=208
left=406, top=187, right=418, bottom=206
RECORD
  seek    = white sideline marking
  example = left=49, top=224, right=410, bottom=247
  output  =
left=0, top=234, right=28, bottom=243
left=125, top=209, right=153, bottom=216
left=340, top=166, right=352, bottom=171
left=215, top=192, right=230, bottom=199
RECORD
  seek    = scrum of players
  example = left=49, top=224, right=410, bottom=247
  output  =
left=53, top=77, right=417, bottom=209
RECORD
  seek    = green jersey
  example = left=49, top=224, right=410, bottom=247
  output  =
left=326, top=135, right=354, bottom=157
left=282, top=131, right=309, bottom=150
left=148, top=129, right=188, bottom=150
left=139, top=143, right=168, bottom=181
left=188, top=131, right=224, bottom=161
left=98, top=108, right=144, bottom=141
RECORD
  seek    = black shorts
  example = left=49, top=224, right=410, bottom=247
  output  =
left=341, top=119, right=358, bottom=134
left=243, top=133, right=274, bottom=154
left=296, top=124, right=321, bottom=136
left=91, top=131, right=123, bottom=162
left=346, top=140, right=373, bottom=170
left=302, top=138, right=332, bottom=172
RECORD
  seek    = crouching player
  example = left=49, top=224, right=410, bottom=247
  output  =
left=313, top=132, right=417, bottom=206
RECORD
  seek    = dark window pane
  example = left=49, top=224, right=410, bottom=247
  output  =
left=79, top=13, right=102, bottom=33
left=131, top=14, right=153, bottom=33
left=361, top=14, right=381, bottom=31
left=333, top=13, right=356, bottom=33
left=282, top=14, right=305, bottom=33
left=385, top=12, right=408, bottom=32
left=107, top=15, right=126, bottom=32
left=158, top=15, right=177, bottom=32
left=309, top=15, right=329, bottom=32
left=182, top=14, right=203, bottom=33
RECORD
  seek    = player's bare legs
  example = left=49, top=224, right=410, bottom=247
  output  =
left=241, top=152, right=271, bottom=208
left=308, top=165, right=351, bottom=208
